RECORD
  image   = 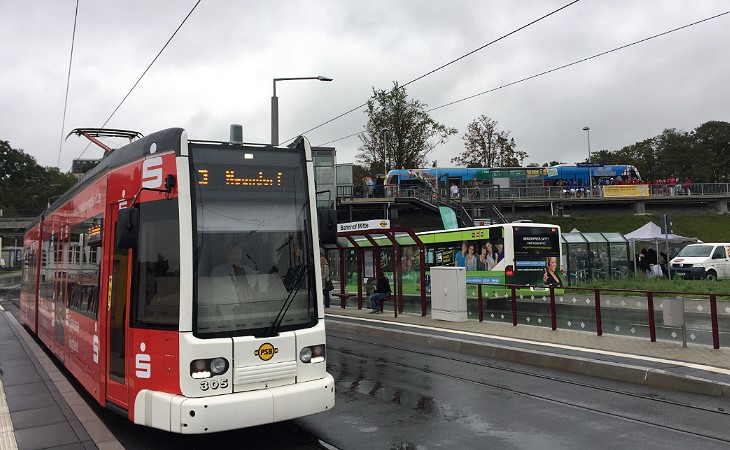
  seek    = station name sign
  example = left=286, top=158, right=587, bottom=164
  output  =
left=337, top=220, right=390, bottom=233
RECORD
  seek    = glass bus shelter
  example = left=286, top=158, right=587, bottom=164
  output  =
left=561, top=231, right=630, bottom=285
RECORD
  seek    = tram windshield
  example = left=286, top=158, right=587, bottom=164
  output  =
left=190, top=146, right=316, bottom=338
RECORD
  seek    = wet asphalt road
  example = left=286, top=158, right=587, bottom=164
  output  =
left=298, top=325, right=730, bottom=449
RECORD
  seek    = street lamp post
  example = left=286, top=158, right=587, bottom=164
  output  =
left=271, top=76, right=333, bottom=146
left=381, top=128, right=389, bottom=175
left=583, top=126, right=592, bottom=196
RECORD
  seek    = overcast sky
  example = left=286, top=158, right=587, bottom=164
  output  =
left=2, top=1, right=728, bottom=172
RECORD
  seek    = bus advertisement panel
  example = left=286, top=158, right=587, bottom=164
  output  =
left=346, top=223, right=563, bottom=298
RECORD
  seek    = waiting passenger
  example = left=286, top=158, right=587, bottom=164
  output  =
left=369, top=271, right=391, bottom=314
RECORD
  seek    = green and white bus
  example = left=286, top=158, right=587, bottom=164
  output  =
left=344, top=223, right=563, bottom=298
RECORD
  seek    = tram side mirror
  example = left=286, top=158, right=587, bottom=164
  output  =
left=164, top=174, right=176, bottom=192
left=318, top=208, right=337, bottom=245
left=116, top=207, right=140, bottom=249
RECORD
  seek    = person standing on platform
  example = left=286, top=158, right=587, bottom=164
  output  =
left=320, top=255, right=331, bottom=308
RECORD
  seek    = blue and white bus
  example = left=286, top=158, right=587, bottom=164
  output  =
left=386, top=167, right=546, bottom=190
left=545, top=164, right=641, bottom=185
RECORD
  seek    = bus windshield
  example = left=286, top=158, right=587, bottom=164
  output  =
left=190, top=146, right=316, bottom=338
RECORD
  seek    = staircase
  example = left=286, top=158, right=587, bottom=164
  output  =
left=394, top=187, right=508, bottom=228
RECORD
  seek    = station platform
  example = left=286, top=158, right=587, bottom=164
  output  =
left=326, top=306, right=730, bottom=397
left=0, top=305, right=122, bottom=450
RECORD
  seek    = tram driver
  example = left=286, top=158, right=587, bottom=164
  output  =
left=210, top=243, right=260, bottom=303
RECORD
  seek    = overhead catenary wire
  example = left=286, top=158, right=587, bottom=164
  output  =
left=57, top=0, right=79, bottom=169
left=318, top=10, right=730, bottom=147
left=284, top=0, right=582, bottom=145
left=427, top=10, right=730, bottom=113
left=77, top=0, right=203, bottom=160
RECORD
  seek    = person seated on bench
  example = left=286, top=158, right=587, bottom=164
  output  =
left=369, top=271, right=391, bottom=314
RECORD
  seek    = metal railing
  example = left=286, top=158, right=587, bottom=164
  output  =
left=338, top=184, right=486, bottom=226
left=469, top=282, right=728, bottom=349
left=334, top=281, right=729, bottom=349
left=338, top=183, right=730, bottom=201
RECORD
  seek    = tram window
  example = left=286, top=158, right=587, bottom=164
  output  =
left=39, top=238, right=54, bottom=299
left=21, top=246, right=38, bottom=293
left=67, top=216, right=103, bottom=319
left=132, top=199, right=180, bottom=329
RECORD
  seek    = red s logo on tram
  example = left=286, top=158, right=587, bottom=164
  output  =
left=136, top=342, right=151, bottom=379
left=142, top=156, right=164, bottom=189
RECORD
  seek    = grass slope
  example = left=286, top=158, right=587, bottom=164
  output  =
left=532, top=214, right=730, bottom=243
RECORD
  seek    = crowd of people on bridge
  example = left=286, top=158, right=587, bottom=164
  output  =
left=350, top=172, right=697, bottom=201
left=646, top=176, right=693, bottom=196
left=553, top=175, right=693, bottom=198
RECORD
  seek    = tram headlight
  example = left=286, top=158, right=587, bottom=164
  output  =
left=190, top=357, right=229, bottom=379
left=300, top=347, right=312, bottom=363
left=210, top=357, right=227, bottom=375
left=300, top=345, right=325, bottom=364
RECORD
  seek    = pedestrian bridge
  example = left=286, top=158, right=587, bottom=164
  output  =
left=0, top=209, right=41, bottom=238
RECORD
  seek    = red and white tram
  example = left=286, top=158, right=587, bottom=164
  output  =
left=20, top=127, right=335, bottom=433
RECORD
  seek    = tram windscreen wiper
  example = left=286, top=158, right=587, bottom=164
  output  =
left=263, top=264, right=308, bottom=338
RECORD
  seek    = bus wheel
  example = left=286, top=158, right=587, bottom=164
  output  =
left=705, top=270, right=718, bottom=281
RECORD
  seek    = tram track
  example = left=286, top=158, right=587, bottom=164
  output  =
left=328, top=331, right=730, bottom=444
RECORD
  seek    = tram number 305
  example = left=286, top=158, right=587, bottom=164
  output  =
left=200, top=378, right=229, bottom=391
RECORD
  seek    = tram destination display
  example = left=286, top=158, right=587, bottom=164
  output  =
left=192, top=147, right=303, bottom=192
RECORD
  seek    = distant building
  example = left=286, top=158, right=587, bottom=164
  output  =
left=71, top=159, right=101, bottom=179
left=312, top=146, right=352, bottom=209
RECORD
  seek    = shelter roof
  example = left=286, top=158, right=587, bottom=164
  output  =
left=624, top=221, right=696, bottom=243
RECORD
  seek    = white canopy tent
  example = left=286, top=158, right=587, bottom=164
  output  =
left=624, top=222, right=697, bottom=277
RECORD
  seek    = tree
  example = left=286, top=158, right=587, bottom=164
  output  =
left=543, top=161, right=563, bottom=167
left=452, top=115, right=528, bottom=167
left=608, top=139, right=657, bottom=181
left=692, top=121, right=730, bottom=182
left=590, top=150, right=617, bottom=164
left=357, top=82, right=457, bottom=174
left=0, top=140, right=77, bottom=210
left=351, top=164, right=370, bottom=185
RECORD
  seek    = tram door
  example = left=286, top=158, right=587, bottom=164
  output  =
left=105, top=204, right=131, bottom=408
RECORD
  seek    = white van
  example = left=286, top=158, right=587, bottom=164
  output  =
left=670, top=243, right=730, bottom=280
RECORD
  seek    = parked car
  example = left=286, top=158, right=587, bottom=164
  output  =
left=670, top=243, right=730, bottom=280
